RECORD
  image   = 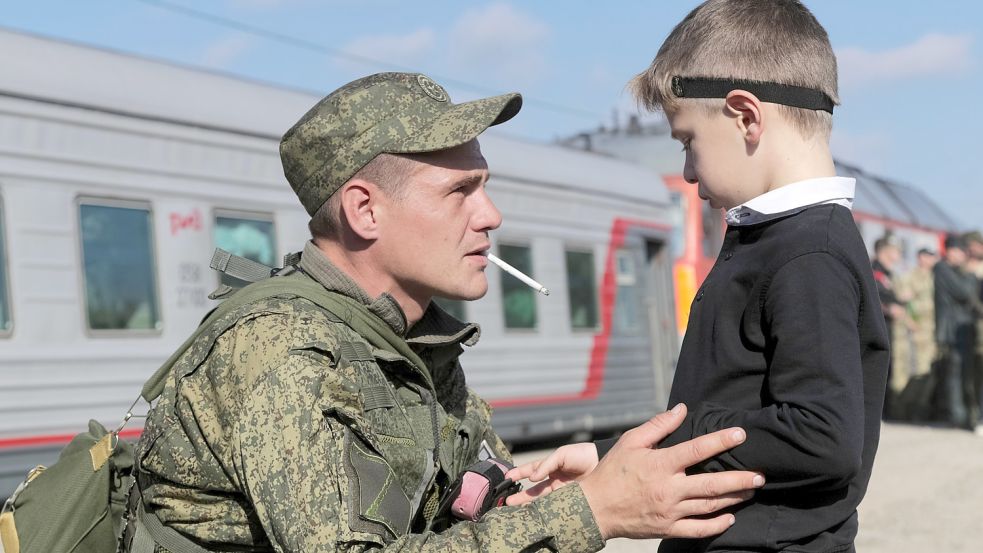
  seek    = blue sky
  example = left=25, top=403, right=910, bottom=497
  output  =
left=3, top=0, right=980, bottom=227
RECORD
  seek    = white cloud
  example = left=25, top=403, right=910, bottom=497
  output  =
left=836, top=33, right=974, bottom=89
left=338, top=28, right=437, bottom=72
left=200, top=35, right=252, bottom=68
left=448, top=3, right=551, bottom=83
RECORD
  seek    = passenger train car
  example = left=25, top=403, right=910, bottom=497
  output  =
left=0, top=29, right=681, bottom=496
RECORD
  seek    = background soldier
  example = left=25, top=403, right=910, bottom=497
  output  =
left=123, top=72, right=763, bottom=553
left=872, top=235, right=907, bottom=418
left=893, top=248, right=937, bottom=412
left=933, top=235, right=979, bottom=430
left=963, top=231, right=983, bottom=432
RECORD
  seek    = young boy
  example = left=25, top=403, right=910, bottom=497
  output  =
left=509, top=1, right=889, bottom=551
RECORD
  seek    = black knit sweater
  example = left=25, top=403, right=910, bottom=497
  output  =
left=659, top=204, right=889, bottom=553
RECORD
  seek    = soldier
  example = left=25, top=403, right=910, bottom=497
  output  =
left=894, top=249, right=937, bottom=392
left=963, top=231, right=983, bottom=431
left=934, top=234, right=980, bottom=430
left=122, top=73, right=762, bottom=553
left=872, top=235, right=908, bottom=418
left=872, top=236, right=906, bottom=336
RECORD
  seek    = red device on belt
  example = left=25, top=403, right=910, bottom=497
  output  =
left=439, top=458, right=521, bottom=522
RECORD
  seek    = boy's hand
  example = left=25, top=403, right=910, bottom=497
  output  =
left=579, top=404, right=765, bottom=540
left=506, top=443, right=599, bottom=506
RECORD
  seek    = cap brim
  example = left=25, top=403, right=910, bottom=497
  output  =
left=388, top=92, right=522, bottom=155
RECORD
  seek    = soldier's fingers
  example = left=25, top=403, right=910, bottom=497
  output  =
left=505, top=479, right=561, bottom=506
left=662, top=426, right=746, bottom=469
left=676, top=471, right=764, bottom=500
left=507, top=459, right=544, bottom=482
left=620, top=404, right=687, bottom=449
left=676, top=491, right=754, bottom=518
left=666, top=514, right=736, bottom=539
left=529, top=453, right=567, bottom=481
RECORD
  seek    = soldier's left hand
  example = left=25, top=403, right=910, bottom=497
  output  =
left=505, top=443, right=599, bottom=505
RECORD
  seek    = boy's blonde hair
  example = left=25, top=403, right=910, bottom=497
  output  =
left=629, top=0, right=838, bottom=140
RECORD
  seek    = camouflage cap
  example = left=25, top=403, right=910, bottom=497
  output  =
left=280, top=72, right=523, bottom=216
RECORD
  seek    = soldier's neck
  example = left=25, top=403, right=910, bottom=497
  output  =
left=314, top=239, right=427, bottom=328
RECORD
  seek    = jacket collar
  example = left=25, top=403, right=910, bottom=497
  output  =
left=297, top=241, right=480, bottom=347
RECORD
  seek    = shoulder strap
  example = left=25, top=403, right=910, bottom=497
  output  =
left=209, top=249, right=275, bottom=284
left=141, top=270, right=432, bottom=403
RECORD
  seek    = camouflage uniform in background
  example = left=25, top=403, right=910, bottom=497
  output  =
left=893, top=265, right=935, bottom=388
left=133, top=242, right=603, bottom=553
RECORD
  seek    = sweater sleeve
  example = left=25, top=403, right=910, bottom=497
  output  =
left=674, top=252, right=866, bottom=492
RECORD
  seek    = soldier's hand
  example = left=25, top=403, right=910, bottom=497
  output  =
left=505, top=443, right=599, bottom=506
left=579, top=404, right=764, bottom=541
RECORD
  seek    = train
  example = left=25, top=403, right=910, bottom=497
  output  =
left=0, top=29, right=681, bottom=496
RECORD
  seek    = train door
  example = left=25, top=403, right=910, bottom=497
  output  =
left=607, top=230, right=677, bottom=422
left=643, top=239, right=678, bottom=409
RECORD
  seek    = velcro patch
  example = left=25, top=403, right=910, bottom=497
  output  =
left=344, top=431, right=411, bottom=540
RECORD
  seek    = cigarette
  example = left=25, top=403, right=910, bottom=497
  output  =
left=486, top=253, right=550, bottom=296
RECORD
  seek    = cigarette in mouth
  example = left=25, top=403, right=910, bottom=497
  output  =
left=486, top=253, right=550, bottom=296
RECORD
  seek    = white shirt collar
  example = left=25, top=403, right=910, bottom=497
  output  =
left=725, top=176, right=856, bottom=226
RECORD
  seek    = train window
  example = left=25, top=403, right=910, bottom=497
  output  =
left=433, top=297, right=466, bottom=320
left=499, top=243, right=537, bottom=329
left=214, top=211, right=277, bottom=287
left=79, top=200, right=161, bottom=331
left=565, top=250, right=598, bottom=329
left=0, top=197, right=11, bottom=335
left=613, top=250, right=639, bottom=333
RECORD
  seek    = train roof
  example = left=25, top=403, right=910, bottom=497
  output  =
left=560, top=121, right=960, bottom=232
left=0, top=27, right=669, bottom=206
left=834, top=160, right=956, bottom=232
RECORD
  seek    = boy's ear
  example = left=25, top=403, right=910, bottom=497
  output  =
left=724, top=90, right=764, bottom=145
left=339, top=180, right=381, bottom=240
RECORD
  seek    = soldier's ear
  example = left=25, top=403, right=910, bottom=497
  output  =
left=339, top=180, right=380, bottom=240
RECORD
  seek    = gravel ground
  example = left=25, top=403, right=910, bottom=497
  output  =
left=512, top=421, right=983, bottom=552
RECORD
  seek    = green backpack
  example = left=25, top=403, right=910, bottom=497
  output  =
left=0, top=420, right=134, bottom=553
left=0, top=250, right=435, bottom=553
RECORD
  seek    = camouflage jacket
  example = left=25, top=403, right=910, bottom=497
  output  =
left=895, top=268, right=934, bottom=327
left=134, top=241, right=603, bottom=553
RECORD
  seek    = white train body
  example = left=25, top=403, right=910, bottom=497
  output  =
left=0, top=30, right=680, bottom=495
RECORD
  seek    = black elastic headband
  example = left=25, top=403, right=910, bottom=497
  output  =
left=671, top=76, right=835, bottom=114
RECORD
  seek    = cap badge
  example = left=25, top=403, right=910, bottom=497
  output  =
left=417, top=74, right=449, bottom=102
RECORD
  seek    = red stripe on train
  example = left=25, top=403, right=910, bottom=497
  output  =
left=0, top=428, right=144, bottom=450
left=490, top=217, right=671, bottom=408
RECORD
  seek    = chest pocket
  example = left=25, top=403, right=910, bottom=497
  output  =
left=439, top=395, right=496, bottom=482
left=336, top=341, right=438, bottom=541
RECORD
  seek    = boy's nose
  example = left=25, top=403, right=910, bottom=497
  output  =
left=683, top=155, right=698, bottom=184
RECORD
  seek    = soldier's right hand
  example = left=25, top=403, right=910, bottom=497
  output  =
left=578, top=404, right=764, bottom=540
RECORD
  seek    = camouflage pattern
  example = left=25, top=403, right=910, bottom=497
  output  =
left=279, top=73, right=523, bottom=216
left=132, top=242, right=604, bottom=553
left=893, top=267, right=936, bottom=390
